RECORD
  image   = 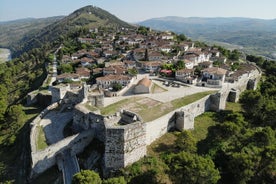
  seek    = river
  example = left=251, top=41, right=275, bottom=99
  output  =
left=0, top=48, right=11, bottom=62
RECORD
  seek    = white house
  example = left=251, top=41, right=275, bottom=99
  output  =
left=201, top=67, right=227, bottom=87
left=141, top=61, right=162, bottom=73
left=175, top=69, right=196, bottom=84
left=96, top=74, right=133, bottom=89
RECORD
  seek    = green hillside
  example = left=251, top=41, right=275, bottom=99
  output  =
left=11, top=5, right=134, bottom=57
left=0, top=17, right=63, bottom=49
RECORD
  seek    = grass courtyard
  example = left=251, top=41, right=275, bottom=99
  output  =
left=100, top=91, right=216, bottom=122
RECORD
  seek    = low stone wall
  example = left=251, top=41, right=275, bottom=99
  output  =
left=31, top=129, right=94, bottom=177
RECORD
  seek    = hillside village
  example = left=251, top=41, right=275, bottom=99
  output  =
left=1, top=4, right=276, bottom=184
left=25, top=21, right=263, bottom=183
left=52, top=25, right=251, bottom=97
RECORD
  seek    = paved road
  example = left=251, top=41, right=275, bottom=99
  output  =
left=40, top=111, right=73, bottom=144
left=62, top=150, right=80, bottom=184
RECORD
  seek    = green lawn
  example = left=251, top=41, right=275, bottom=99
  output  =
left=84, top=103, right=99, bottom=112
left=100, top=91, right=216, bottom=122
left=171, top=91, right=216, bottom=108
left=36, top=126, right=48, bottom=151
left=192, top=112, right=217, bottom=142
left=100, top=98, right=132, bottom=115
left=151, top=82, right=167, bottom=93
left=225, top=102, right=243, bottom=112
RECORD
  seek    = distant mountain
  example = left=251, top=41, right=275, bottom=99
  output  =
left=139, top=17, right=276, bottom=59
left=6, top=5, right=134, bottom=57
left=0, top=16, right=64, bottom=48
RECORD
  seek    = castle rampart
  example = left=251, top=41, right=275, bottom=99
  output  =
left=29, top=64, right=262, bottom=179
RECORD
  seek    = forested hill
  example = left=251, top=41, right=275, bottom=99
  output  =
left=0, top=16, right=64, bottom=49
left=10, top=5, right=134, bottom=57
left=139, top=17, right=276, bottom=59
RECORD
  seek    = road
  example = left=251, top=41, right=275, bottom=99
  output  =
left=62, top=150, right=80, bottom=184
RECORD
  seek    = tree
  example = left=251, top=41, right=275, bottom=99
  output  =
left=165, top=151, right=220, bottom=184
left=227, top=147, right=261, bottom=184
left=175, top=60, right=185, bottom=70
left=72, top=170, right=102, bottom=184
left=128, top=68, right=138, bottom=76
left=59, top=63, right=73, bottom=73
left=103, top=176, right=126, bottom=184
left=0, top=85, right=8, bottom=121
left=144, top=49, right=149, bottom=61
left=57, top=49, right=64, bottom=61
left=47, top=54, right=55, bottom=63
left=229, top=49, right=240, bottom=60
left=137, top=26, right=149, bottom=35
left=175, top=130, right=197, bottom=153
left=176, top=34, right=187, bottom=42
left=7, top=104, right=26, bottom=124
left=112, top=82, right=122, bottom=91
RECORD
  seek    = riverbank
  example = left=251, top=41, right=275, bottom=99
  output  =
left=0, top=48, right=11, bottom=63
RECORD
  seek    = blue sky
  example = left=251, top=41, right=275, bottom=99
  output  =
left=1, top=0, right=276, bottom=22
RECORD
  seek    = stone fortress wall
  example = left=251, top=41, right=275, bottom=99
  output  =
left=31, top=129, right=94, bottom=177
left=29, top=64, right=262, bottom=178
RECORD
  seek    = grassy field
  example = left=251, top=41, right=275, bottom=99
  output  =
left=151, top=82, right=167, bottom=93
left=101, top=91, right=216, bottom=122
left=192, top=112, right=217, bottom=142
left=36, top=126, right=48, bottom=151
left=225, top=102, right=243, bottom=112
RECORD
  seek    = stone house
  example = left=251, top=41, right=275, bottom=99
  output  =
left=175, top=69, right=196, bottom=84
left=103, top=65, right=127, bottom=76
left=201, top=67, right=228, bottom=87
left=141, top=61, right=162, bottom=73
left=133, top=48, right=145, bottom=60
left=148, top=51, right=163, bottom=61
left=160, top=45, right=172, bottom=53
left=56, top=73, right=80, bottom=83
left=184, top=59, right=194, bottom=69
left=124, top=60, right=136, bottom=69
left=96, top=74, right=133, bottom=89
left=78, top=37, right=95, bottom=44
left=61, top=55, right=72, bottom=63
left=75, top=68, right=91, bottom=80
left=80, top=57, right=95, bottom=67
left=199, top=61, right=213, bottom=69
left=133, top=77, right=152, bottom=94
left=160, top=33, right=174, bottom=40
left=178, top=43, right=189, bottom=51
